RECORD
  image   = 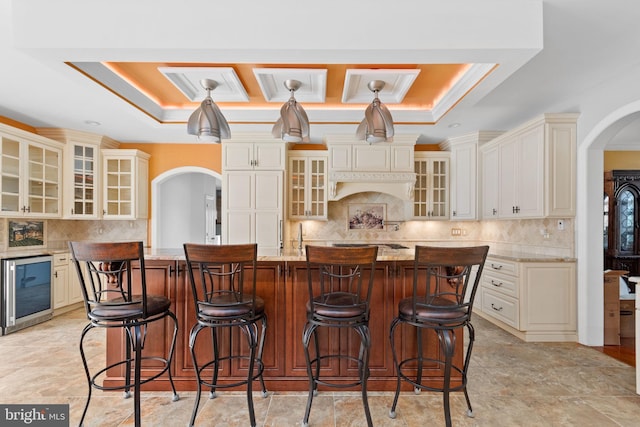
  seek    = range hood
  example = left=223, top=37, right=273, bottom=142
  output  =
left=325, top=134, right=418, bottom=201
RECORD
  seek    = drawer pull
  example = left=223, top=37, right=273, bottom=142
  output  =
left=490, top=263, right=502, bottom=270
left=491, top=280, right=502, bottom=287
left=491, top=303, right=503, bottom=312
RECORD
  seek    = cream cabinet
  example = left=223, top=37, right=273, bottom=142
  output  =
left=223, top=141, right=285, bottom=170
left=480, top=113, right=577, bottom=219
left=410, top=152, right=449, bottom=220
left=53, top=252, right=82, bottom=313
left=480, top=143, right=500, bottom=218
left=102, top=149, right=150, bottom=219
left=326, top=136, right=415, bottom=173
left=37, top=128, right=120, bottom=219
left=222, top=136, right=285, bottom=256
left=441, top=131, right=502, bottom=221
left=0, top=123, right=63, bottom=218
left=288, top=151, right=328, bottom=220
left=478, top=256, right=577, bottom=342
left=223, top=170, right=283, bottom=256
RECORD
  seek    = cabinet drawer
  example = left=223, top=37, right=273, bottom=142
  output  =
left=481, top=289, right=519, bottom=328
left=482, top=272, right=518, bottom=298
left=53, top=253, right=69, bottom=266
left=485, top=258, right=517, bottom=276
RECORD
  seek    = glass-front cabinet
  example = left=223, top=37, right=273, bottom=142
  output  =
left=102, top=149, right=150, bottom=219
left=288, top=151, right=327, bottom=220
left=411, top=152, right=449, bottom=220
left=36, top=128, right=120, bottom=219
left=604, top=170, right=640, bottom=275
left=0, top=124, right=63, bottom=217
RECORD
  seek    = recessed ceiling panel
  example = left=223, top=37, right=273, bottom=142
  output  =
left=158, top=67, right=249, bottom=102
left=342, top=69, right=421, bottom=104
left=253, top=68, right=327, bottom=103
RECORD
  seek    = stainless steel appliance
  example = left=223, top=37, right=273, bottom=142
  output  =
left=1, top=255, right=53, bottom=335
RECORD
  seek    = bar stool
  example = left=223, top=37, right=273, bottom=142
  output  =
left=388, top=245, right=488, bottom=427
left=68, top=241, right=179, bottom=427
left=183, top=243, right=267, bottom=427
left=302, top=245, right=378, bottom=427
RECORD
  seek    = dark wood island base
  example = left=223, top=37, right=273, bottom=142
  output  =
left=103, top=258, right=463, bottom=392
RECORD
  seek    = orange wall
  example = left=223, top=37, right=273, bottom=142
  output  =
left=604, top=151, right=640, bottom=170
left=118, top=143, right=222, bottom=179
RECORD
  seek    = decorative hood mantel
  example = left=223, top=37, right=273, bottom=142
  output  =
left=325, top=134, right=418, bottom=201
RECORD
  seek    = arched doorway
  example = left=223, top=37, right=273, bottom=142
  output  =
left=578, top=103, right=640, bottom=348
left=151, top=166, right=222, bottom=249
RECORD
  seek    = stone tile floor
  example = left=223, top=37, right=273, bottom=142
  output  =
left=0, top=308, right=639, bottom=426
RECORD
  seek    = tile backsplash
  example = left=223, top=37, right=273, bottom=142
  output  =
left=0, top=192, right=574, bottom=258
left=287, top=192, right=575, bottom=258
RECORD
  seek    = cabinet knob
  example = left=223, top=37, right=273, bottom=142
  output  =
left=490, top=263, right=503, bottom=270
left=491, top=280, right=503, bottom=287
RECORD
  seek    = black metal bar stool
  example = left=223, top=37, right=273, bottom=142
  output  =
left=388, top=245, right=488, bottom=427
left=68, top=241, right=179, bottom=427
left=183, top=243, right=267, bottom=427
left=302, top=245, right=378, bottom=427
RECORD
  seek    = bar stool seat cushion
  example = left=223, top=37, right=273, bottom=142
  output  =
left=199, top=294, right=265, bottom=318
left=91, top=295, right=171, bottom=319
left=398, top=296, right=468, bottom=322
left=307, top=292, right=365, bottom=318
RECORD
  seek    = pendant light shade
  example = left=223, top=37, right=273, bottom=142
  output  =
left=187, top=79, right=231, bottom=142
left=356, top=80, right=394, bottom=144
left=272, top=79, right=310, bottom=143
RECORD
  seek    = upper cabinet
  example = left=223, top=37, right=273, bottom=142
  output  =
left=222, top=137, right=286, bottom=256
left=101, top=149, right=150, bottom=220
left=0, top=123, right=63, bottom=218
left=288, top=150, right=328, bottom=220
left=37, top=128, right=119, bottom=219
left=222, top=139, right=286, bottom=170
left=411, top=152, right=450, bottom=220
left=441, top=132, right=503, bottom=221
left=480, top=113, right=578, bottom=219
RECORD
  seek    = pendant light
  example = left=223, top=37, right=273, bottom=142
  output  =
left=187, top=79, right=231, bottom=142
left=272, top=79, right=310, bottom=143
left=356, top=80, right=394, bottom=144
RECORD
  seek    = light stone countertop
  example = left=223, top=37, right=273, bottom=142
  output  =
left=142, top=245, right=576, bottom=263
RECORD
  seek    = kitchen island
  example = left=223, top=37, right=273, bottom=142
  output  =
left=103, top=246, right=575, bottom=392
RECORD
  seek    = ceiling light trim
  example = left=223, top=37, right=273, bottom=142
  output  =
left=158, top=66, right=249, bottom=102
left=342, top=69, right=420, bottom=104
left=253, top=68, right=327, bottom=102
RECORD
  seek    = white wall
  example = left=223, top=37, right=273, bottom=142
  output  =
left=155, top=172, right=218, bottom=248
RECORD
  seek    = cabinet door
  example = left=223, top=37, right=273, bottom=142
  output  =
left=223, top=143, right=284, bottom=170
left=413, top=155, right=449, bottom=219
left=498, top=138, right=518, bottom=218
left=26, top=142, right=61, bottom=217
left=520, top=263, right=576, bottom=332
left=288, top=155, right=327, bottom=220
left=516, top=125, right=544, bottom=217
left=480, top=145, right=500, bottom=219
left=103, top=154, right=141, bottom=219
left=53, top=263, right=69, bottom=309
left=450, top=142, right=477, bottom=220
left=0, top=136, right=21, bottom=215
left=253, top=143, right=284, bottom=169
left=68, top=143, right=98, bottom=218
